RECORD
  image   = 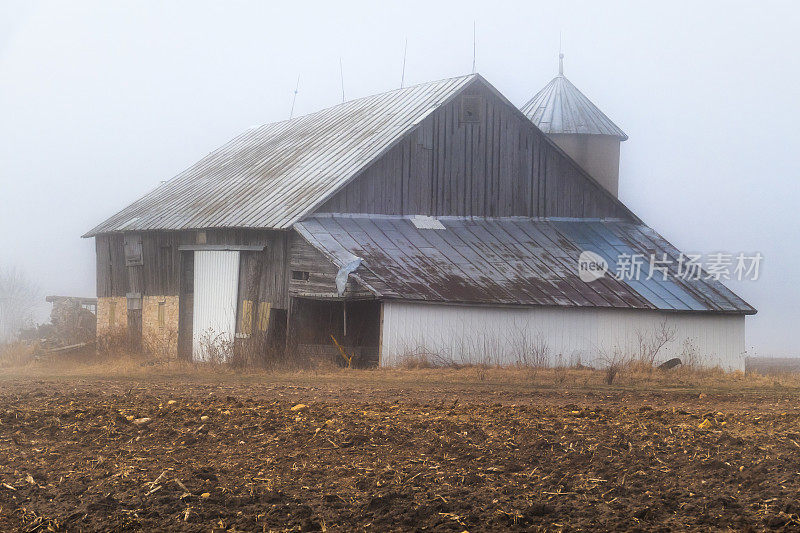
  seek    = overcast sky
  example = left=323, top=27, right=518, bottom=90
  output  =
left=1, top=0, right=797, bottom=356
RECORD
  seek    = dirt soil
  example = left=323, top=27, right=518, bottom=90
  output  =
left=2, top=368, right=800, bottom=532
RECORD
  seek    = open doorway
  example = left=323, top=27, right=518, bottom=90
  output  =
left=288, top=298, right=380, bottom=367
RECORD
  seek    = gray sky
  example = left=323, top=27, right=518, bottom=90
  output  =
left=1, top=0, right=798, bottom=355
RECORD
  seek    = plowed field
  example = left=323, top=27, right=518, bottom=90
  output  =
left=1, top=369, right=799, bottom=531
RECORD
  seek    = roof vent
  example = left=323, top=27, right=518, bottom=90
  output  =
left=460, top=95, right=483, bottom=123
left=411, top=215, right=445, bottom=230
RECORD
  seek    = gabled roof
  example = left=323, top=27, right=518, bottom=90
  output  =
left=84, top=74, right=479, bottom=237
left=520, top=74, right=628, bottom=140
left=295, top=214, right=755, bottom=314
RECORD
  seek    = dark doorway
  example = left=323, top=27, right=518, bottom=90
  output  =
left=288, top=299, right=380, bottom=367
left=126, top=294, right=142, bottom=351
left=177, top=251, right=194, bottom=360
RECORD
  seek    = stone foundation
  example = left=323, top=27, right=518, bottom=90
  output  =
left=96, top=297, right=127, bottom=337
left=142, top=295, right=180, bottom=358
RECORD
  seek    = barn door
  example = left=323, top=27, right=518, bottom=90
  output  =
left=192, top=251, right=240, bottom=362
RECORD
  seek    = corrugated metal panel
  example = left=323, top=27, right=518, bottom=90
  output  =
left=380, top=301, right=746, bottom=370
left=84, top=75, right=479, bottom=236
left=192, top=251, right=240, bottom=361
left=520, top=75, right=628, bottom=140
left=294, top=215, right=755, bottom=314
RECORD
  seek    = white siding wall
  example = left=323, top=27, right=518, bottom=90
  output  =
left=192, top=251, right=240, bottom=362
left=380, top=302, right=746, bottom=371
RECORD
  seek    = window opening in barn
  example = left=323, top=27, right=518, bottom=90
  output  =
left=158, top=301, right=165, bottom=328
left=257, top=302, right=271, bottom=332
left=123, top=234, right=143, bottom=266
left=460, top=95, right=483, bottom=124
left=196, top=231, right=207, bottom=244
left=240, top=300, right=253, bottom=335
left=292, top=270, right=310, bottom=281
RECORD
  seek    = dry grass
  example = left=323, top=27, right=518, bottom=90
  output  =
left=0, top=347, right=798, bottom=395
left=0, top=342, right=37, bottom=368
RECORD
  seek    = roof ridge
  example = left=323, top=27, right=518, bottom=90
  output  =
left=254, top=73, right=479, bottom=130
left=307, top=213, right=632, bottom=223
left=83, top=74, right=479, bottom=237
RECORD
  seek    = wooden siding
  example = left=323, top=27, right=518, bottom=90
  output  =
left=318, top=84, right=633, bottom=220
left=96, top=234, right=127, bottom=298
left=96, top=229, right=290, bottom=309
left=288, top=233, right=373, bottom=299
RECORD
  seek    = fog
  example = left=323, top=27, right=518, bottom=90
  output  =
left=1, top=0, right=797, bottom=355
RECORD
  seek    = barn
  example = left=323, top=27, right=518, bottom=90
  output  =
left=84, top=72, right=755, bottom=370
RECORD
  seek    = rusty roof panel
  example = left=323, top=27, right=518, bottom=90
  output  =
left=520, top=75, right=628, bottom=140
left=84, top=75, right=479, bottom=237
left=294, top=215, right=755, bottom=314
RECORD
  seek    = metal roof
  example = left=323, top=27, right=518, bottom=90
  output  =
left=294, top=215, right=755, bottom=314
left=84, top=75, right=479, bottom=237
left=520, top=75, right=628, bottom=140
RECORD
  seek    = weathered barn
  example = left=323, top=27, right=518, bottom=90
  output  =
left=84, top=72, right=755, bottom=369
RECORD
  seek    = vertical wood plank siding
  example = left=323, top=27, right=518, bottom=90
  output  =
left=318, top=85, right=630, bottom=219
left=287, top=233, right=373, bottom=299
left=95, top=230, right=290, bottom=309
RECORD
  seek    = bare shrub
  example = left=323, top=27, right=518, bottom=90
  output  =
left=229, top=332, right=289, bottom=370
left=679, top=338, right=700, bottom=369
left=510, top=328, right=550, bottom=378
left=194, top=329, right=234, bottom=365
left=143, top=327, right=178, bottom=361
left=604, top=363, right=620, bottom=385
left=595, top=321, right=678, bottom=385
left=597, top=345, right=629, bottom=385
left=398, top=353, right=435, bottom=369
left=0, top=342, right=36, bottom=367
left=552, top=354, right=569, bottom=385
left=0, top=267, right=40, bottom=343
left=635, top=320, right=677, bottom=370
left=97, top=327, right=136, bottom=358
left=473, top=363, right=488, bottom=381
left=399, top=350, right=461, bottom=369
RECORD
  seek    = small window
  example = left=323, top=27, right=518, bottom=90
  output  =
left=292, top=270, right=310, bottom=281
left=157, top=301, right=165, bottom=328
left=126, top=293, right=142, bottom=310
left=257, top=302, right=271, bottom=332
left=460, top=95, right=483, bottom=124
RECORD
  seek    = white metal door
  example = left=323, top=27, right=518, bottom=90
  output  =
left=192, top=251, right=240, bottom=362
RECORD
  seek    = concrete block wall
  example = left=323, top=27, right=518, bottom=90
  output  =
left=142, top=296, right=180, bottom=358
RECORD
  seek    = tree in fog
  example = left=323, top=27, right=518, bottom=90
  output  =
left=0, top=267, right=40, bottom=343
